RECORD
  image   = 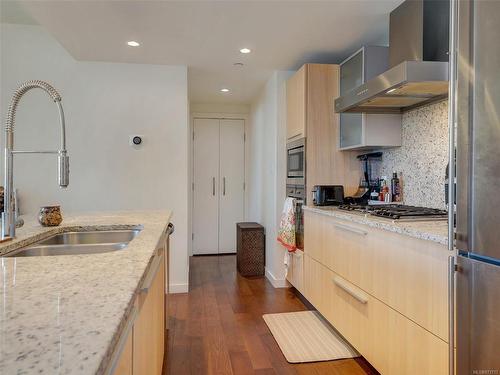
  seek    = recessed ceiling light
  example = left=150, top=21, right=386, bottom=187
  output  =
left=220, top=88, right=230, bottom=93
left=239, top=48, right=251, bottom=54
left=234, top=62, right=244, bottom=66
left=127, top=41, right=140, bottom=47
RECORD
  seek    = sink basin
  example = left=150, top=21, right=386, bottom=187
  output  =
left=4, top=228, right=142, bottom=257
left=7, top=243, right=128, bottom=257
left=36, top=229, right=141, bottom=246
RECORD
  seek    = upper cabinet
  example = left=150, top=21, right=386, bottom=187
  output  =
left=286, top=64, right=361, bottom=197
left=339, top=49, right=365, bottom=95
left=338, top=47, right=402, bottom=151
left=286, top=66, right=307, bottom=140
left=339, top=113, right=402, bottom=150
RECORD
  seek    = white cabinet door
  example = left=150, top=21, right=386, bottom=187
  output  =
left=193, top=119, right=219, bottom=255
left=218, top=120, right=245, bottom=253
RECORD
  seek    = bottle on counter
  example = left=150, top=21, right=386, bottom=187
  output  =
left=381, top=178, right=391, bottom=203
left=379, top=178, right=386, bottom=201
left=391, top=172, right=401, bottom=202
left=384, top=182, right=391, bottom=203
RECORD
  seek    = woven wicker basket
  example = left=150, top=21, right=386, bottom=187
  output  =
left=236, top=222, right=265, bottom=277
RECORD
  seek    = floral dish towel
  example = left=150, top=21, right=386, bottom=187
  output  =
left=277, top=197, right=297, bottom=252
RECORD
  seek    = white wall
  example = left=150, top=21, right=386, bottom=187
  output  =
left=246, top=70, right=293, bottom=287
left=0, top=23, right=190, bottom=293
left=190, top=102, right=250, bottom=115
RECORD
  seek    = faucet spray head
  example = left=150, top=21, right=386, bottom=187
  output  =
left=58, top=151, right=69, bottom=188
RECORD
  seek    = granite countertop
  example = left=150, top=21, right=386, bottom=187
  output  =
left=0, top=210, right=172, bottom=375
left=303, top=206, right=448, bottom=245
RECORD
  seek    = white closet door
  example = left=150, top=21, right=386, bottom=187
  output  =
left=193, top=119, right=220, bottom=255
left=218, top=119, right=245, bottom=253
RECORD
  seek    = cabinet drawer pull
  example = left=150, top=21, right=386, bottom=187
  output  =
left=104, top=306, right=138, bottom=375
left=141, top=252, right=162, bottom=293
left=333, top=276, right=368, bottom=304
left=333, top=223, right=367, bottom=236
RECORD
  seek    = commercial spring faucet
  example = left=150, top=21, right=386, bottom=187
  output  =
left=2, top=80, right=69, bottom=241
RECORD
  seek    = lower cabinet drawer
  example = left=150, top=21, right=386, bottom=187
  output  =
left=308, top=255, right=448, bottom=375
left=305, top=210, right=449, bottom=342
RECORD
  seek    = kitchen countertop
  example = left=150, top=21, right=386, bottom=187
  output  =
left=0, top=210, right=172, bottom=375
left=303, top=206, right=448, bottom=245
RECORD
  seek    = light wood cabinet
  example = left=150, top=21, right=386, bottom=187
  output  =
left=286, top=66, right=307, bottom=140
left=113, top=333, right=133, bottom=375
left=303, top=210, right=449, bottom=374
left=133, top=247, right=166, bottom=375
left=106, top=240, right=168, bottom=375
left=304, top=253, right=448, bottom=375
left=303, top=253, right=324, bottom=311
left=286, top=64, right=361, bottom=198
left=304, top=209, right=449, bottom=341
left=286, top=249, right=304, bottom=294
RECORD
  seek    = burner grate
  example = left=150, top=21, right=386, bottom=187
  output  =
left=338, top=204, right=447, bottom=221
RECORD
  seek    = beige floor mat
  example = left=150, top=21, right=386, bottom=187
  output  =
left=263, top=310, right=359, bottom=363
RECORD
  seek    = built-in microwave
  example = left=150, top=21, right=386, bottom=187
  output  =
left=286, top=138, right=305, bottom=185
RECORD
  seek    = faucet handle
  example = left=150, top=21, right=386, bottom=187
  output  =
left=13, top=189, right=24, bottom=228
left=13, top=188, right=19, bottom=216
left=58, top=151, right=69, bottom=188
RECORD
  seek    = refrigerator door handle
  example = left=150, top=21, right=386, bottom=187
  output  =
left=447, top=2, right=458, bottom=372
left=448, top=255, right=456, bottom=375
left=448, top=0, right=458, bottom=254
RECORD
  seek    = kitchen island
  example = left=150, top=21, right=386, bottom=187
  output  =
left=0, top=210, right=172, bottom=375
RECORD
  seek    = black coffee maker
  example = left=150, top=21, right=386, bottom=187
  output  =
left=344, top=152, right=382, bottom=205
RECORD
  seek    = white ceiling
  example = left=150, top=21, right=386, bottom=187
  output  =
left=5, top=0, right=403, bottom=105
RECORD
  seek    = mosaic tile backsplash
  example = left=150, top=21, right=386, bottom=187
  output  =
left=372, top=100, right=449, bottom=209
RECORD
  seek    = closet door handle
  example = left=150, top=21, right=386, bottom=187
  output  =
left=212, top=177, right=215, bottom=196
left=223, top=177, right=226, bottom=196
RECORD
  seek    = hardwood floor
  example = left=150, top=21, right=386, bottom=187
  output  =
left=165, top=255, right=378, bottom=375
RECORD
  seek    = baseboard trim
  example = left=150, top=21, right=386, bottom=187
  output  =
left=169, top=283, right=189, bottom=294
left=265, top=268, right=290, bottom=288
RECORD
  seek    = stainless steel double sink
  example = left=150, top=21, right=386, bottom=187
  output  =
left=4, top=227, right=142, bottom=257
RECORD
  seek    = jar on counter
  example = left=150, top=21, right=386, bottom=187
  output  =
left=38, top=205, right=63, bottom=227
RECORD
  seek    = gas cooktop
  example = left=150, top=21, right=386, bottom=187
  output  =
left=337, top=204, right=448, bottom=221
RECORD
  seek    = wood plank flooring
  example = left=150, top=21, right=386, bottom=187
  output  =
left=165, top=255, right=378, bottom=375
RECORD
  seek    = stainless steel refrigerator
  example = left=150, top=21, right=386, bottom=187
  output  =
left=455, top=0, right=500, bottom=374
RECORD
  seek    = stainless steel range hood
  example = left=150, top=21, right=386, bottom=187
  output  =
left=335, top=0, right=450, bottom=114
left=334, top=60, right=448, bottom=113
